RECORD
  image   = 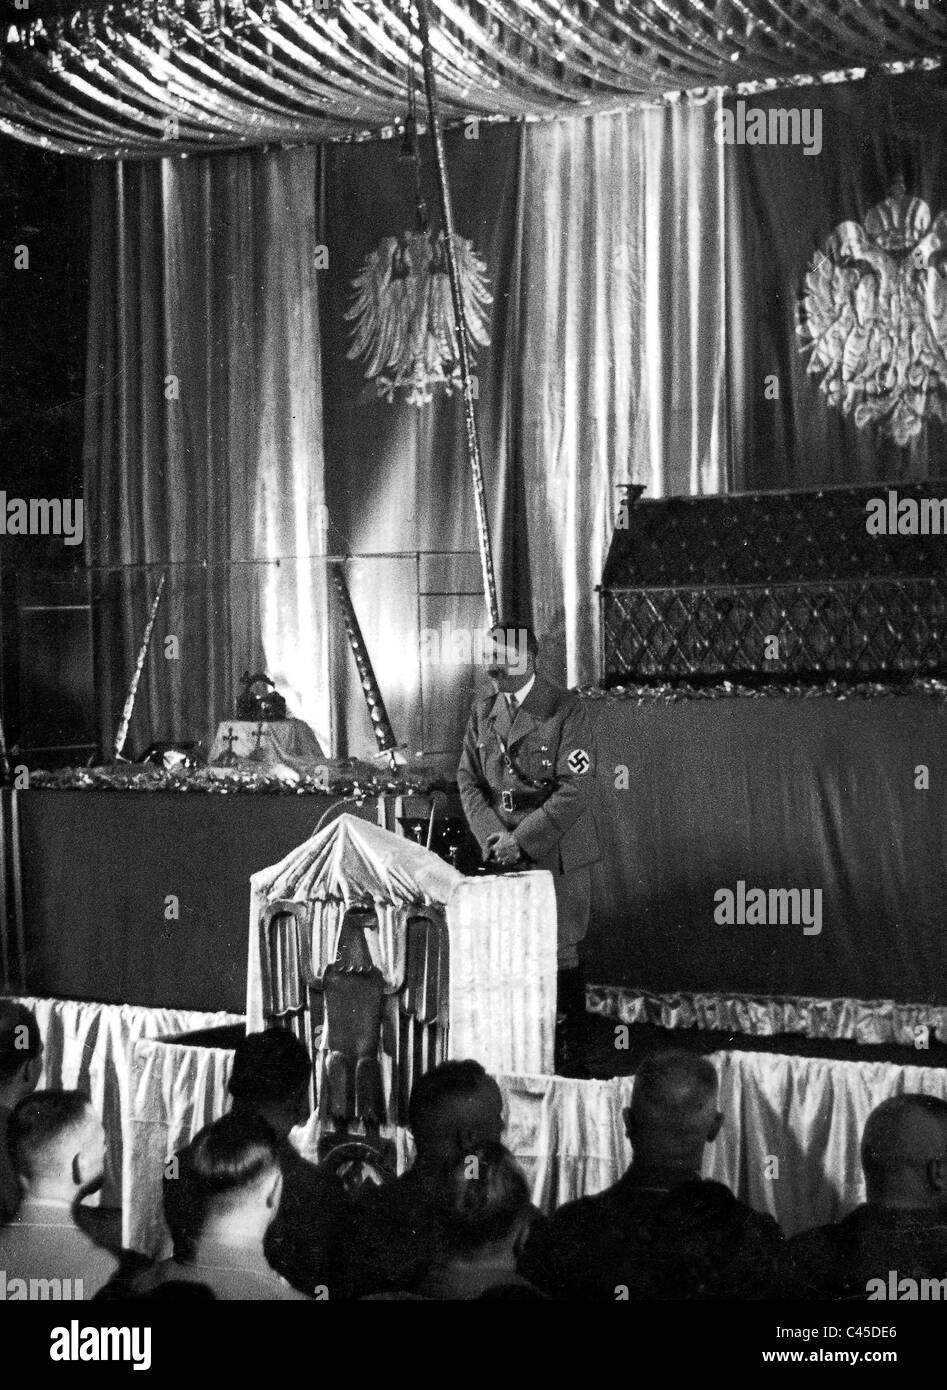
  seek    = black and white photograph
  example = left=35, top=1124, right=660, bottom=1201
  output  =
left=1, top=0, right=947, bottom=1360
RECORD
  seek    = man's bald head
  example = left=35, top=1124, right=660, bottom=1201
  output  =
left=623, top=1053, right=722, bottom=1176
left=861, top=1094, right=947, bottom=1209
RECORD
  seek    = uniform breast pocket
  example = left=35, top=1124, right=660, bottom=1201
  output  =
left=520, top=740, right=555, bottom=779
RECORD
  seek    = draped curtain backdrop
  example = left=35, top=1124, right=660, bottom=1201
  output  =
left=318, top=103, right=725, bottom=758
left=84, top=146, right=331, bottom=755
left=518, top=97, right=727, bottom=681
left=84, top=72, right=947, bottom=757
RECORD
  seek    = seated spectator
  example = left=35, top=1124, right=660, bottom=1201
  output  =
left=419, top=1141, right=543, bottom=1300
left=338, top=1058, right=505, bottom=1298
left=0, top=1000, right=43, bottom=1223
left=228, top=1028, right=348, bottom=1296
left=0, top=1090, right=118, bottom=1298
left=134, top=1112, right=309, bottom=1300
left=520, top=1051, right=781, bottom=1300
left=783, top=1093, right=947, bottom=1299
left=646, top=1179, right=784, bottom=1299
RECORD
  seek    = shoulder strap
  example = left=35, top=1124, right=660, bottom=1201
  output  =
left=494, top=727, right=557, bottom=791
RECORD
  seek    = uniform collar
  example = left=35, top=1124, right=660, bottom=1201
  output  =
left=507, top=673, right=535, bottom=709
left=488, top=672, right=559, bottom=720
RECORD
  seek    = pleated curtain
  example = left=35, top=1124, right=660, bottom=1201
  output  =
left=83, top=100, right=728, bottom=752
left=83, top=146, right=331, bottom=755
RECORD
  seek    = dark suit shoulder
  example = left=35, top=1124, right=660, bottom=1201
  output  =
left=521, top=675, right=580, bottom=722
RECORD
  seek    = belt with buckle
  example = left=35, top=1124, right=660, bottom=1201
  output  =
left=496, top=788, right=550, bottom=813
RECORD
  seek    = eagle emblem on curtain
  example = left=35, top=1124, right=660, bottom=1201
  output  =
left=346, top=229, right=492, bottom=407
left=798, top=184, right=947, bottom=446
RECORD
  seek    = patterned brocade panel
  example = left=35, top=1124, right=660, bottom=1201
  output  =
left=604, top=579, right=947, bottom=679
left=602, top=485, right=947, bottom=680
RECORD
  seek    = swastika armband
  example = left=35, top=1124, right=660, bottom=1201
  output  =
left=567, top=748, right=590, bottom=775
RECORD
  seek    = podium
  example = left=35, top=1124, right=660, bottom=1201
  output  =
left=246, top=814, right=558, bottom=1130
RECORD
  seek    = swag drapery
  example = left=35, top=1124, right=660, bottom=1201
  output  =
left=83, top=70, right=947, bottom=755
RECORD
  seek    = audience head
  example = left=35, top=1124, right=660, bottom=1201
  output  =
left=483, top=621, right=538, bottom=690
left=861, top=1094, right=947, bottom=1211
left=435, top=1141, right=532, bottom=1265
left=623, top=1052, right=722, bottom=1178
left=228, top=1028, right=312, bottom=1139
left=175, top=1112, right=283, bottom=1249
left=0, top=1001, right=43, bottom=1108
left=408, top=1060, right=504, bottom=1175
left=9, top=1090, right=106, bottom=1202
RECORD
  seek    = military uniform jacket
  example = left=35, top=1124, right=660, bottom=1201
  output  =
left=457, top=673, right=600, bottom=875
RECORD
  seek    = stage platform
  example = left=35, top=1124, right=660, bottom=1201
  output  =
left=8, top=684, right=947, bottom=1035
left=14, top=787, right=346, bottom=1012
left=584, top=685, right=947, bottom=1034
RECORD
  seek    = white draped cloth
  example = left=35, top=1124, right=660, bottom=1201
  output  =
left=17, top=993, right=947, bottom=1260
left=247, top=813, right=559, bottom=1077
left=7, top=996, right=243, bottom=1209
left=123, top=1030, right=947, bottom=1257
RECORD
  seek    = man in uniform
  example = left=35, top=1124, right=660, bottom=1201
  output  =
left=457, top=621, right=600, bottom=1073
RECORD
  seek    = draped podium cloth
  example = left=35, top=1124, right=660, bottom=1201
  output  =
left=246, top=813, right=559, bottom=1077
left=122, top=1029, right=947, bottom=1257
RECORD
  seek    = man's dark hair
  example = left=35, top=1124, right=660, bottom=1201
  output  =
left=435, top=1141, right=530, bottom=1253
left=488, top=621, right=539, bottom=660
left=166, top=1112, right=281, bottom=1256
left=9, top=1090, right=92, bottom=1178
left=228, top=1029, right=311, bottom=1108
left=188, top=1112, right=279, bottom=1196
left=407, top=1059, right=491, bottom=1135
left=632, top=1051, right=718, bottom=1117
left=0, top=1001, right=41, bottom=1082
